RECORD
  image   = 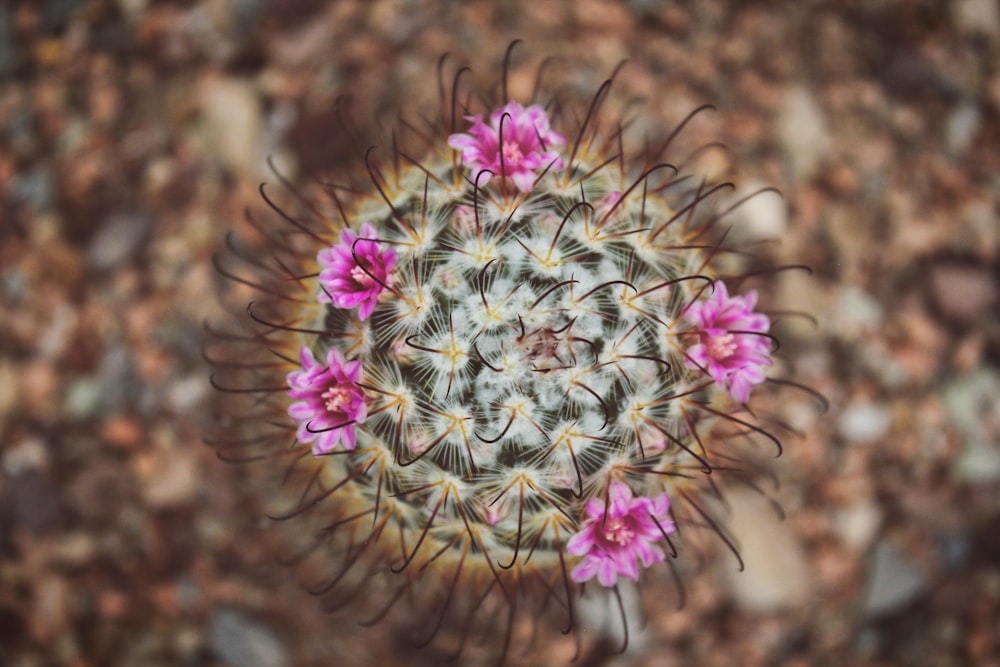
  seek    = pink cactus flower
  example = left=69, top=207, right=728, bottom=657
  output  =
left=447, top=101, right=565, bottom=192
left=287, top=346, right=367, bottom=456
left=567, top=481, right=674, bottom=587
left=317, top=222, right=397, bottom=321
left=683, top=281, right=773, bottom=403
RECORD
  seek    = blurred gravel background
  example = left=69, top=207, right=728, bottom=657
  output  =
left=1, top=1, right=998, bottom=666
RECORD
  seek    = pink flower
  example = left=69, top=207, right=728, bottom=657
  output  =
left=317, top=222, right=397, bottom=321
left=287, top=346, right=367, bottom=456
left=447, top=101, right=565, bottom=192
left=683, top=281, right=773, bottom=403
left=567, top=481, right=674, bottom=587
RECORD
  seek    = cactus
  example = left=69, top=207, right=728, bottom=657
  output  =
left=209, top=46, right=815, bottom=664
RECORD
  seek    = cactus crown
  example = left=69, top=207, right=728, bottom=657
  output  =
left=210, top=47, right=804, bottom=663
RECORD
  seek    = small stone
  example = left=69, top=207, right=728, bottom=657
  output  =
left=174, top=625, right=204, bottom=662
left=165, top=374, right=210, bottom=414
left=962, top=200, right=999, bottom=258
left=937, top=532, right=971, bottom=571
left=20, top=361, right=59, bottom=419
left=944, top=102, right=980, bottom=157
left=87, top=212, right=152, bottom=273
left=1, top=436, right=49, bottom=475
left=0, top=358, right=19, bottom=418
left=0, top=5, right=17, bottom=76
left=832, top=498, right=882, bottom=551
left=719, top=488, right=812, bottom=612
left=942, top=368, right=1000, bottom=485
left=94, top=346, right=139, bottom=414
left=942, top=368, right=1000, bottom=433
left=199, top=76, right=263, bottom=177
left=927, top=263, right=998, bottom=327
left=6, top=470, right=58, bottom=533
left=30, top=576, right=71, bottom=641
left=8, top=167, right=54, bottom=211
left=726, top=180, right=788, bottom=243
left=953, top=439, right=1000, bottom=484
left=888, top=306, right=949, bottom=387
left=63, top=377, right=103, bottom=419
left=859, top=343, right=910, bottom=391
left=97, top=590, right=129, bottom=619
left=98, top=415, right=143, bottom=449
left=863, top=543, right=927, bottom=617
left=953, top=331, right=985, bottom=371
left=51, top=531, right=97, bottom=566
left=778, top=86, right=831, bottom=182
left=66, top=461, right=129, bottom=523
left=838, top=401, right=892, bottom=444
left=36, top=302, right=76, bottom=361
left=952, top=0, right=1000, bottom=39
left=116, top=0, right=149, bottom=18
left=133, top=446, right=200, bottom=509
left=832, top=286, right=883, bottom=339
left=209, top=608, right=289, bottom=667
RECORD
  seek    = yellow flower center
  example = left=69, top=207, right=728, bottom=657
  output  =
left=602, top=517, right=634, bottom=545
left=706, top=333, right=737, bottom=361
left=350, top=264, right=376, bottom=287
left=502, top=140, right=523, bottom=163
left=322, top=385, right=352, bottom=412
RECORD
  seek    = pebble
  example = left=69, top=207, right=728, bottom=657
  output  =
left=837, top=401, right=892, bottom=444
left=199, top=76, right=263, bottom=177
left=98, top=414, right=143, bottom=449
left=952, top=0, right=1000, bottom=39
left=778, top=86, right=831, bottom=182
left=63, top=377, right=103, bottom=419
left=945, top=368, right=1000, bottom=420
left=944, top=102, right=980, bottom=157
left=36, top=302, right=76, bottom=361
left=94, top=346, right=139, bottom=414
left=5, top=469, right=59, bottom=533
left=209, top=608, right=289, bottom=667
left=953, top=439, right=1000, bottom=484
left=30, top=575, right=71, bottom=641
left=174, top=625, right=204, bottom=662
left=862, top=543, right=927, bottom=617
left=227, top=0, right=268, bottom=35
left=133, top=446, right=200, bottom=509
left=165, top=374, right=210, bottom=413
left=832, top=285, right=883, bottom=340
left=726, top=180, right=788, bottom=243
left=65, top=460, right=129, bottom=523
left=858, top=339, right=910, bottom=390
left=927, top=263, right=997, bottom=327
left=773, top=271, right=829, bottom=343
left=87, top=212, right=153, bottom=273
left=937, top=532, right=971, bottom=571
left=719, top=488, right=812, bottom=612
left=962, top=199, right=999, bottom=257
left=1, top=267, right=29, bottom=304
left=832, top=498, right=882, bottom=551
left=116, top=0, right=149, bottom=19
left=1, top=436, right=49, bottom=475
left=942, top=367, right=1000, bottom=444
left=0, top=4, right=16, bottom=76
left=8, top=166, right=53, bottom=211
left=51, top=531, right=97, bottom=567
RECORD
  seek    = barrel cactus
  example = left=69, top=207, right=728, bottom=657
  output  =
left=210, top=47, right=804, bottom=664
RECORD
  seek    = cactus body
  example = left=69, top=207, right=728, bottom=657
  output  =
left=210, top=51, right=800, bottom=663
